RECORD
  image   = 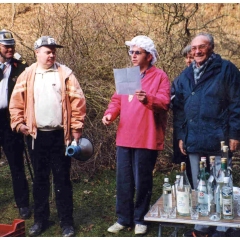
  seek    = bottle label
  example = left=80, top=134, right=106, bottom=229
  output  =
left=222, top=188, right=233, bottom=197
left=198, top=190, right=208, bottom=204
left=177, top=191, right=190, bottom=214
left=222, top=198, right=233, bottom=216
left=163, top=193, right=172, bottom=209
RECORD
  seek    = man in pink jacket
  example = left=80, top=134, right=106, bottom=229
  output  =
left=102, top=35, right=170, bottom=235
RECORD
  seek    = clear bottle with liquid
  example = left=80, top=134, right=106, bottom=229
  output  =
left=222, top=177, right=234, bottom=220
left=208, top=156, right=220, bottom=221
left=220, top=141, right=225, bottom=154
left=217, top=158, right=228, bottom=184
left=222, top=145, right=229, bottom=159
left=163, top=177, right=172, bottom=211
left=222, top=145, right=233, bottom=188
left=201, top=157, right=210, bottom=180
left=216, top=158, right=228, bottom=210
left=197, top=157, right=209, bottom=183
left=215, top=181, right=222, bottom=220
left=173, top=175, right=180, bottom=200
left=197, top=161, right=208, bottom=216
left=176, top=162, right=191, bottom=216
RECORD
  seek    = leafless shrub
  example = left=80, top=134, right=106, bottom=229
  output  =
left=1, top=3, right=240, bottom=178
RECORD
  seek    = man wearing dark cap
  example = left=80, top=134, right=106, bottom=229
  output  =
left=0, top=29, right=31, bottom=220
left=9, top=36, right=86, bottom=237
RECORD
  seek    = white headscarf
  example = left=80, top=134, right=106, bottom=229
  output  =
left=125, top=35, right=158, bottom=65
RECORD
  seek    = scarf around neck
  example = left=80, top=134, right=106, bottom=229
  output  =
left=192, top=53, right=216, bottom=84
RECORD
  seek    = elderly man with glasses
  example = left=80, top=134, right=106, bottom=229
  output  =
left=102, top=35, right=170, bottom=235
left=173, top=32, right=240, bottom=237
left=0, top=29, right=31, bottom=220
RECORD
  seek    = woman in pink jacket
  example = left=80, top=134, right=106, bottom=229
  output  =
left=102, top=35, right=170, bottom=235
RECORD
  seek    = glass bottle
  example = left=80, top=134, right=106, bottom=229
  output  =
left=174, top=175, right=180, bottom=198
left=163, top=177, right=172, bottom=211
left=222, top=145, right=229, bottom=159
left=208, top=156, right=220, bottom=221
left=215, top=181, right=222, bottom=220
left=208, top=156, right=217, bottom=193
left=222, top=177, right=234, bottom=220
left=172, top=174, right=180, bottom=205
left=220, top=141, right=225, bottom=153
left=202, top=157, right=210, bottom=180
left=222, top=145, right=233, bottom=188
left=197, top=161, right=208, bottom=216
left=197, top=157, right=205, bottom=184
left=176, top=162, right=191, bottom=216
left=217, top=158, right=228, bottom=184
left=216, top=158, right=228, bottom=214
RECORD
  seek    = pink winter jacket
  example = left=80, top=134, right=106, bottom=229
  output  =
left=9, top=62, right=86, bottom=146
left=104, top=66, right=170, bottom=150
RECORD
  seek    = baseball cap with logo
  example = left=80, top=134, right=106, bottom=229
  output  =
left=34, top=36, right=63, bottom=50
left=0, top=29, right=15, bottom=45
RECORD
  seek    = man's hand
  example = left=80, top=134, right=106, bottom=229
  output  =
left=72, top=132, right=82, bottom=143
left=229, top=139, right=240, bottom=152
left=135, top=90, right=148, bottom=104
left=102, top=114, right=112, bottom=126
left=179, top=139, right=187, bottom=155
left=19, top=124, right=30, bottom=136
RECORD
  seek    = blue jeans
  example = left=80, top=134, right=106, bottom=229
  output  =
left=116, top=147, right=158, bottom=226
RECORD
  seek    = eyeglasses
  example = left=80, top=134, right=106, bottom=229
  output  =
left=128, top=50, right=147, bottom=55
left=191, top=44, right=209, bottom=52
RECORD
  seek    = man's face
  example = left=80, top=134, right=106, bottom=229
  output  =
left=185, top=52, right=194, bottom=67
left=35, top=46, right=56, bottom=69
left=191, top=36, right=213, bottom=67
left=130, top=46, right=152, bottom=70
left=0, top=44, right=15, bottom=60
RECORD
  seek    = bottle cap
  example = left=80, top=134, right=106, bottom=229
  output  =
left=210, top=156, right=215, bottom=163
left=210, top=156, right=215, bottom=161
left=164, top=178, right=169, bottom=182
left=223, top=177, right=229, bottom=183
left=180, top=162, right=186, bottom=171
left=221, top=158, right=227, bottom=163
left=222, top=146, right=229, bottom=152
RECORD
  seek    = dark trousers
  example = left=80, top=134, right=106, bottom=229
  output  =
left=116, top=146, right=158, bottom=226
left=0, top=109, right=29, bottom=208
left=172, top=130, right=193, bottom=188
left=26, top=130, right=73, bottom=228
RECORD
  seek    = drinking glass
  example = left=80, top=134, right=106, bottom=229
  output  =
left=190, top=206, right=199, bottom=220
left=149, top=205, right=159, bottom=217
left=168, top=206, right=176, bottom=218
left=159, top=207, right=168, bottom=218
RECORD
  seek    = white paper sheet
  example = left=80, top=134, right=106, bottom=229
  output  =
left=113, top=66, right=141, bottom=95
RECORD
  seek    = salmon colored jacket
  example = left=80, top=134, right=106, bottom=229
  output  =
left=104, top=66, right=170, bottom=150
left=9, top=62, right=86, bottom=146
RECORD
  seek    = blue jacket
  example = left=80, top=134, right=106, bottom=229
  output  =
left=173, top=54, right=240, bottom=154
